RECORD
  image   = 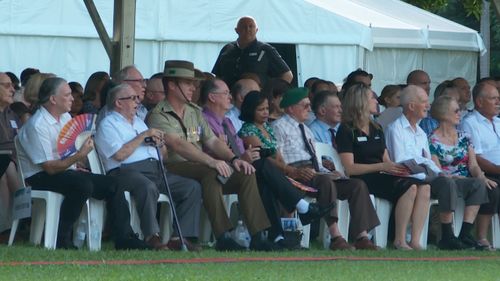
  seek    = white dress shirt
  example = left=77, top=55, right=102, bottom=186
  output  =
left=17, top=107, right=73, bottom=178
left=95, top=111, right=157, bottom=172
left=461, top=110, right=500, bottom=165
left=385, top=114, right=441, bottom=180
left=225, top=105, right=243, bottom=133
left=272, top=114, right=316, bottom=165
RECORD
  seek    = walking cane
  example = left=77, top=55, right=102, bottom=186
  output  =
left=146, top=137, right=188, bottom=252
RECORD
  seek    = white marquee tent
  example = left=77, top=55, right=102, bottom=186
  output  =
left=0, top=0, right=485, bottom=94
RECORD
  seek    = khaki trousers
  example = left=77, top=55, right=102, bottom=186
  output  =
left=166, top=161, right=270, bottom=237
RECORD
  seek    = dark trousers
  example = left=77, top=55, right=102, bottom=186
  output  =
left=308, top=174, right=380, bottom=239
left=253, top=158, right=303, bottom=239
left=26, top=170, right=132, bottom=241
left=430, top=176, right=489, bottom=212
left=111, top=158, right=202, bottom=238
left=480, top=174, right=500, bottom=214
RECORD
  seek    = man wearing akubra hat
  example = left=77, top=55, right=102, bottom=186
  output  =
left=147, top=60, right=274, bottom=251
left=271, top=87, right=380, bottom=251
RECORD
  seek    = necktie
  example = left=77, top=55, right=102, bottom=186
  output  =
left=222, top=121, right=241, bottom=157
left=299, top=123, right=320, bottom=171
left=329, top=128, right=337, bottom=149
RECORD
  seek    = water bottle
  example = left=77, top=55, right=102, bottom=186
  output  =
left=73, top=218, right=87, bottom=249
left=89, top=219, right=101, bottom=251
left=233, top=220, right=250, bottom=248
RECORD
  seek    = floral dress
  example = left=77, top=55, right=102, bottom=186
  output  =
left=238, top=122, right=277, bottom=156
left=429, top=131, right=471, bottom=177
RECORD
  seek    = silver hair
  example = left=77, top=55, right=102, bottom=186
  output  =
left=400, top=85, right=422, bottom=109
left=106, top=83, right=133, bottom=110
left=112, top=65, right=138, bottom=83
left=37, top=77, right=67, bottom=105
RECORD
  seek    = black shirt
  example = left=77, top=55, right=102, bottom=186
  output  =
left=335, top=122, right=386, bottom=164
left=212, top=39, right=290, bottom=88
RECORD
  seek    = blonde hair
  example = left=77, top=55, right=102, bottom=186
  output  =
left=23, top=73, right=55, bottom=106
left=341, top=83, right=379, bottom=130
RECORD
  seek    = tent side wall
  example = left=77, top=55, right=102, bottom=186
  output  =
left=365, top=48, right=477, bottom=97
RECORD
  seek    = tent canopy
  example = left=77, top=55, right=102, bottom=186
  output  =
left=0, top=0, right=484, bottom=92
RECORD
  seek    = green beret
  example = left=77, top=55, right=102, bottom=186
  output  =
left=280, top=87, right=309, bottom=108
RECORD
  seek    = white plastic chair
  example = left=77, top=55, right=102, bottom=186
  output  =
left=8, top=137, right=77, bottom=249
left=123, top=191, right=173, bottom=243
left=75, top=132, right=106, bottom=251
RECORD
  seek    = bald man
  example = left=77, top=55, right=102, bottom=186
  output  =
left=407, top=70, right=431, bottom=96
left=212, top=16, right=293, bottom=89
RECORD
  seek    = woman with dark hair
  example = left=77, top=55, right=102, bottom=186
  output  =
left=237, top=91, right=333, bottom=248
left=336, top=82, right=431, bottom=250
left=82, top=71, right=110, bottom=113
left=69, top=82, right=84, bottom=117
left=261, top=78, right=290, bottom=123
left=376, top=84, right=403, bottom=130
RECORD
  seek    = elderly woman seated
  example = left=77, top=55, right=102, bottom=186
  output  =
left=429, top=95, right=493, bottom=250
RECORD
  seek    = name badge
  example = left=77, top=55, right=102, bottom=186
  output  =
left=357, top=136, right=368, bottom=142
left=249, top=52, right=258, bottom=56
left=10, top=120, right=18, bottom=129
left=374, top=136, right=380, bottom=140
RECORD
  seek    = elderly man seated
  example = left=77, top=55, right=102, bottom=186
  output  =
left=385, top=85, right=488, bottom=250
left=95, top=84, right=202, bottom=251
left=272, top=88, right=380, bottom=250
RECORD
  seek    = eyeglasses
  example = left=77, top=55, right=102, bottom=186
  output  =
left=0, top=82, right=14, bottom=89
left=118, top=95, right=140, bottom=101
left=212, top=91, right=231, bottom=97
left=124, top=78, right=147, bottom=85
left=296, top=102, right=311, bottom=109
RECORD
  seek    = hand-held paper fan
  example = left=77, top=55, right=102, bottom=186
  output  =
left=57, top=114, right=96, bottom=159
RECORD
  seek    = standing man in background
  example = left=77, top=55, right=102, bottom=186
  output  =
left=212, top=16, right=293, bottom=89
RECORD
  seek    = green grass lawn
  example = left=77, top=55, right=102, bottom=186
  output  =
left=1, top=242, right=500, bottom=281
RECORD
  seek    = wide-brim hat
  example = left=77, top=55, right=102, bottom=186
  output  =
left=163, top=60, right=202, bottom=80
left=280, top=87, right=309, bottom=108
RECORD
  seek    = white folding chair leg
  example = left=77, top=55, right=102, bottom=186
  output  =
left=452, top=199, right=465, bottom=237
left=87, top=199, right=105, bottom=251
left=8, top=219, right=19, bottom=246
left=372, top=196, right=392, bottom=248
left=319, top=199, right=350, bottom=249
left=28, top=191, right=64, bottom=250
left=491, top=214, right=500, bottom=249
left=199, top=207, right=213, bottom=244
left=419, top=199, right=438, bottom=250
left=29, top=199, right=46, bottom=245
left=158, top=194, right=172, bottom=244
left=124, top=191, right=143, bottom=239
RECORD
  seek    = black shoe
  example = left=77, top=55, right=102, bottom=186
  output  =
left=299, top=202, right=336, bottom=226
left=459, top=234, right=483, bottom=250
left=56, top=232, right=77, bottom=250
left=56, top=238, right=77, bottom=250
left=115, top=234, right=153, bottom=250
left=249, top=231, right=276, bottom=252
left=215, top=232, right=246, bottom=252
left=275, top=237, right=301, bottom=250
left=438, top=236, right=466, bottom=250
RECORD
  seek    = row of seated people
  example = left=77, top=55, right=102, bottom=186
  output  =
left=0, top=62, right=339, bottom=251
left=1, top=62, right=499, bottom=251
